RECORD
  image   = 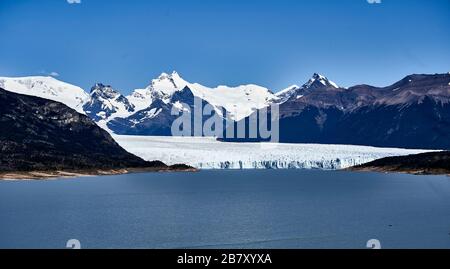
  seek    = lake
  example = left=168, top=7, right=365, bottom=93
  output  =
left=0, top=170, right=449, bottom=249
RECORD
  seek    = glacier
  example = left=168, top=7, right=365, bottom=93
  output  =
left=113, top=135, right=434, bottom=170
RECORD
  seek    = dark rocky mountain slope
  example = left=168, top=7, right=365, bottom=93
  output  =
left=0, top=88, right=189, bottom=177
left=223, top=73, right=450, bottom=150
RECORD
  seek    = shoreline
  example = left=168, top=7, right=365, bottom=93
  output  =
left=348, top=151, right=450, bottom=176
left=2, top=166, right=449, bottom=181
left=0, top=166, right=197, bottom=181
left=347, top=166, right=450, bottom=176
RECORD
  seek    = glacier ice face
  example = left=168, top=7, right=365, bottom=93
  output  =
left=113, top=135, right=434, bottom=170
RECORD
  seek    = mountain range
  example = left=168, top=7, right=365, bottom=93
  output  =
left=0, top=88, right=192, bottom=179
left=0, top=72, right=275, bottom=134
left=1, top=71, right=449, bottom=149
left=226, top=73, right=450, bottom=149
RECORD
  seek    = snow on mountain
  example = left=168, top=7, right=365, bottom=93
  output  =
left=303, top=73, right=339, bottom=90
left=273, top=74, right=340, bottom=104
left=0, top=72, right=343, bottom=134
left=189, top=82, right=276, bottom=120
left=275, top=85, right=300, bottom=104
left=107, top=86, right=227, bottom=136
left=83, top=83, right=135, bottom=121
left=113, top=135, right=433, bottom=169
left=0, top=73, right=278, bottom=134
left=0, top=76, right=89, bottom=113
left=129, top=71, right=277, bottom=121
left=125, top=72, right=188, bottom=114
left=148, top=71, right=188, bottom=101
left=126, top=88, right=153, bottom=112
left=233, top=73, right=450, bottom=149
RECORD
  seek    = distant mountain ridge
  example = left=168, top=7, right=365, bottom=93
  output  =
left=225, top=73, right=450, bottom=150
left=1, top=72, right=449, bottom=149
left=0, top=72, right=277, bottom=135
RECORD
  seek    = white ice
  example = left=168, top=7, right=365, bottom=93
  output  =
left=113, top=135, right=434, bottom=170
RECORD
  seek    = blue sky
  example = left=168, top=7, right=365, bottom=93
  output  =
left=0, top=0, right=449, bottom=94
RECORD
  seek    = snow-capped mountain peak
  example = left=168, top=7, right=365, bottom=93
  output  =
left=90, top=83, right=121, bottom=98
left=303, top=73, right=339, bottom=89
left=273, top=73, right=341, bottom=104
left=127, top=71, right=277, bottom=121
left=275, top=85, right=301, bottom=104
left=0, top=76, right=89, bottom=113
left=186, top=83, right=276, bottom=121
left=83, top=83, right=135, bottom=121
left=126, top=71, right=189, bottom=113
left=148, top=71, right=188, bottom=97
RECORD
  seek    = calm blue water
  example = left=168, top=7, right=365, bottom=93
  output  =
left=0, top=170, right=449, bottom=249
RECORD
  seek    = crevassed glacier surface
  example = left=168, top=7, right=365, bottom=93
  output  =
left=113, top=136, right=434, bottom=170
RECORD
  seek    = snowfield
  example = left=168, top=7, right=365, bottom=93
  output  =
left=113, top=135, right=434, bottom=170
left=131, top=71, right=277, bottom=121
left=0, top=76, right=89, bottom=113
